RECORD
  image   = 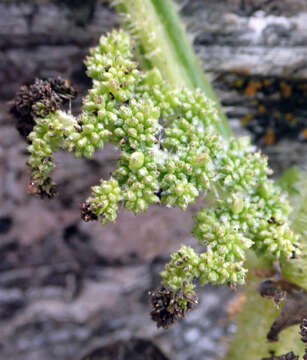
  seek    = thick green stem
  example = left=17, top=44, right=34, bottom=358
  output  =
left=225, top=273, right=305, bottom=360
left=280, top=167, right=307, bottom=289
left=112, top=0, right=231, bottom=139
left=226, top=168, right=307, bottom=360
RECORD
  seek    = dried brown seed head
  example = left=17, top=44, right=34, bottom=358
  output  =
left=27, top=177, right=57, bottom=199
left=11, top=77, right=77, bottom=140
left=80, top=202, right=98, bottom=222
left=149, top=286, right=197, bottom=329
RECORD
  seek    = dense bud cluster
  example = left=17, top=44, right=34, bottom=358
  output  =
left=27, top=110, right=79, bottom=196
left=16, top=30, right=299, bottom=326
left=82, top=178, right=121, bottom=224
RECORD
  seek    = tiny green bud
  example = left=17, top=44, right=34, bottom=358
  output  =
left=258, top=182, right=270, bottom=199
left=175, top=183, right=185, bottom=195
left=232, top=194, right=244, bottom=214
left=129, top=151, right=144, bottom=170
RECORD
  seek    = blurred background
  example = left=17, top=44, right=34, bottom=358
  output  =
left=0, top=0, right=307, bottom=359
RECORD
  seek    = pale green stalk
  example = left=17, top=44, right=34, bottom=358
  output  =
left=225, top=273, right=305, bottom=360
left=111, top=0, right=231, bottom=139
left=280, top=167, right=307, bottom=289
left=226, top=167, right=307, bottom=360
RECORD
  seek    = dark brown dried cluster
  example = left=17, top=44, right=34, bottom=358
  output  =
left=27, top=177, right=57, bottom=199
left=262, top=351, right=298, bottom=360
left=301, top=319, right=307, bottom=360
left=258, top=279, right=286, bottom=305
left=149, top=286, right=198, bottom=329
left=11, top=76, right=77, bottom=140
left=80, top=202, right=98, bottom=222
left=257, top=275, right=307, bottom=343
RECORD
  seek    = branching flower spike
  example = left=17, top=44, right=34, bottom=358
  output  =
left=14, top=30, right=300, bottom=327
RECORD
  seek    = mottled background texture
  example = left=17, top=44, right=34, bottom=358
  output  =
left=0, top=1, right=307, bottom=359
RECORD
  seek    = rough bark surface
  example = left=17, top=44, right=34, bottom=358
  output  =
left=0, top=1, right=306, bottom=359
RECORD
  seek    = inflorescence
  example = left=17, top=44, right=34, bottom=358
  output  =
left=13, top=30, right=300, bottom=328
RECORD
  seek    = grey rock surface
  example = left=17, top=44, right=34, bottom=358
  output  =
left=0, top=1, right=306, bottom=360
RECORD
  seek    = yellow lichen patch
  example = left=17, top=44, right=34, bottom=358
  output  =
left=231, top=78, right=244, bottom=88
left=240, top=114, right=253, bottom=125
left=285, top=113, right=296, bottom=125
left=263, top=128, right=276, bottom=146
left=244, top=81, right=262, bottom=96
left=280, top=81, right=292, bottom=98
left=258, top=105, right=266, bottom=113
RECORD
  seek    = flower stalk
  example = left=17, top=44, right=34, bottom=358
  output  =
left=112, top=0, right=231, bottom=139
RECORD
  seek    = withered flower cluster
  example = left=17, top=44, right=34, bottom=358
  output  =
left=149, top=286, right=197, bottom=329
left=11, top=77, right=76, bottom=140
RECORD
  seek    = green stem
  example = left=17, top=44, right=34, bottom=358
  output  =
left=226, top=167, right=307, bottom=360
left=150, top=0, right=217, bottom=94
left=280, top=167, right=307, bottom=289
left=112, top=0, right=231, bottom=139
left=225, top=273, right=305, bottom=360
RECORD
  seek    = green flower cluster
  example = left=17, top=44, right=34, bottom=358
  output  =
left=25, top=30, right=299, bottom=316
left=83, top=178, right=121, bottom=224
left=160, top=245, right=201, bottom=295
left=27, top=110, right=79, bottom=195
